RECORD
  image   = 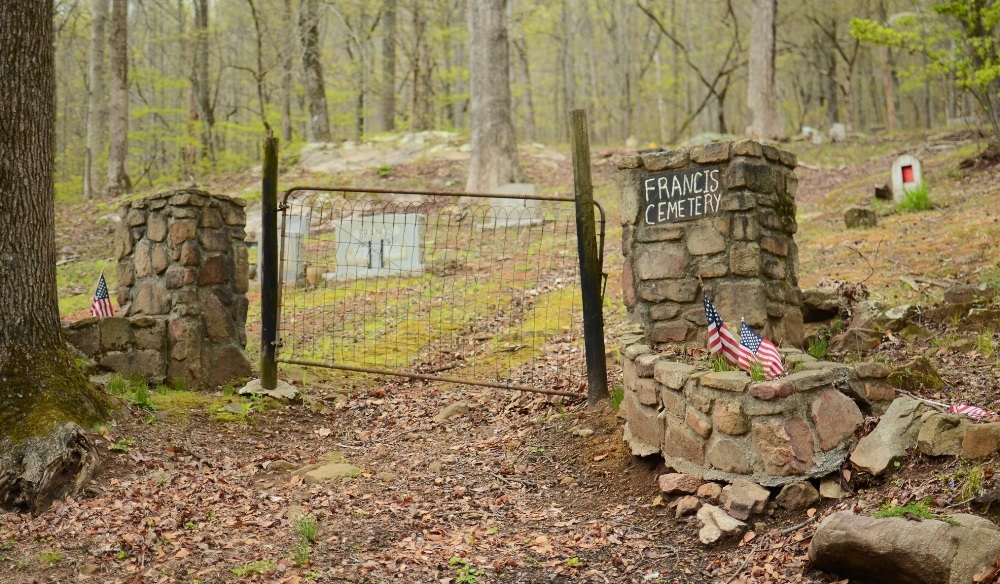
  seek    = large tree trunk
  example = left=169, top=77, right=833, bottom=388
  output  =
left=746, top=0, right=783, bottom=140
left=0, top=0, right=110, bottom=514
left=380, top=0, right=396, bottom=132
left=300, top=0, right=331, bottom=142
left=281, top=0, right=294, bottom=142
left=192, top=0, right=215, bottom=163
left=466, top=0, right=524, bottom=192
left=84, top=0, right=108, bottom=200
left=105, top=0, right=131, bottom=196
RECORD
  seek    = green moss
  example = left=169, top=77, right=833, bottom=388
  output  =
left=0, top=342, right=111, bottom=448
left=887, top=356, right=945, bottom=391
left=774, top=192, right=796, bottom=224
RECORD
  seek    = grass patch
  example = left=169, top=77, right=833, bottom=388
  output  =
left=748, top=361, right=766, bottom=382
left=293, top=514, right=318, bottom=543
left=956, top=464, right=986, bottom=501
left=609, top=382, right=624, bottom=411
left=875, top=499, right=957, bottom=524
left=897, top=181, right=932, bottom=212
left=807, top=337, right=829, bottom=360
left=231, top=560, right=275, bottom=577
left=711, top=355, right=737, bottom=372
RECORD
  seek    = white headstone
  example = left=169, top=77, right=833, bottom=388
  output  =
left=328, top=213, right=425, bottom=281
left=486, top=183, right=543, bottom=228
left=281, top=214, right=310, bottom=284
left=891, top=154, right=923, bottom=203
left=829, top=123, right=847, bottom=143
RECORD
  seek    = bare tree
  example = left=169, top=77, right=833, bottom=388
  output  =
left=381, top=0, right=397, bottom=132
left=300, top=0, right=331, bottom=142
left=106, top=0, right=130, bottom=196
left=465, top=0, right=524, bottom=192
left=0, top=0, right=110, bottom=513
left=191, top=0, right=215, bottom=162
left=746, top=0, right=783, bottom=139
left=84, top=0, right=108, bottom=200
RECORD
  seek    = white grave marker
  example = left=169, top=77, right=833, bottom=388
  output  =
left=281, top=214, right=310, bottom=284
left=891, top=154, right=923, bottom=203
left=328, top=213, right=425, bottom=281
left=485, top=183, right=543, bottom=228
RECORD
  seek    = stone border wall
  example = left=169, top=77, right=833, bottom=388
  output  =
left=619, top=332, right=895, bottom=486
left=65, top=189, right=252, bottom=389
left=617, top=141, right=803, bottom=347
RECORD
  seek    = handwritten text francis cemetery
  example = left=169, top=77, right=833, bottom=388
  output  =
left=642, top=166, right=723, bottom=225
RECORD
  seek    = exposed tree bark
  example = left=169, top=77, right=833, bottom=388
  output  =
left=465, top=0, right=524, bottom=192
left=245, top=0, right=272, bottom=134
left=381, top=0, right=396, bottom=132
left=300, top=0, right=331, bottom=142
left=192, top=0, right=215, bottom=162
left=746, top=0, right=783, bottom=139
left=84, top=0, right=108, bottom=200
left=106, top=0, right=131, bottom=197
left=0, top=0, right=110, bottom=513
left=281, top=0, right=294, bottom=142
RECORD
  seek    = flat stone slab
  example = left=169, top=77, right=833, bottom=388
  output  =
left=240, top=379, right=299, bottom=401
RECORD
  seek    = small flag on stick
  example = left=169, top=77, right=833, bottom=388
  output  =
left=90, top=272, right=115, bottom=318
left=704, top=294, right=739, bottom=365
left=949, top=403, right=989, bottom=420
left=738, top=319, right=785, bottom=378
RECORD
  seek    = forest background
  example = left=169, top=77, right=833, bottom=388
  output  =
left=54, top=0, right=982, bottom=202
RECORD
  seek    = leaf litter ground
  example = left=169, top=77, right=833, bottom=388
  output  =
left=8, top=131, right=1000, bottom=583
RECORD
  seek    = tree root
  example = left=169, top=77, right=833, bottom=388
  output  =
left=0, top=422, right=102, bottom=513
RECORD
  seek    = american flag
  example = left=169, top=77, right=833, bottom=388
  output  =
left=90, top=273, right=115, bottom=318
left=704, top=294, right=739, bottom=365
left=738, top=320, right=785, bottom=378
left=949, top=403, right=989, bottom=420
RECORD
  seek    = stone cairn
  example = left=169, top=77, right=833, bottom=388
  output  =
left=65, top=189, right=252, bottom=389
left=616, top=141, right=890, bottom=486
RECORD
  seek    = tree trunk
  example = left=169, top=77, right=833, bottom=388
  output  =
left=465, top=0, right=524, bottom=192
left=192, top=0, right=215, bottom=163
left=381, top=0, right=396, bottom=132
left=106, top=0, right=130, bottom=197
left=281, top=0, right=294, bottom=142
left=85, top=0, right=108, bottom=200
left=746, top=0, right=782, bottom=139
left=300, top=0, right=331, bottom=142
left=0, top=0, right=110, bottom=513
left=823, top=46, right=839, bottom=126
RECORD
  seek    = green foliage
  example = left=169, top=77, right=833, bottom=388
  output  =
left=449, top=557, right=481, bottom=583
left=807, top=337, right=829, bottom=360
left=712, top=355, right=736, bottom=372
left=875, top=499, right=957, bottom=524
left=565, top=557, right=583, bottom=567
left=898, top=182, right=932, bottom=212
left=377, top=164, right=392, bottom=178
left=748, top=360, right=766, bottom=382
left=110, top=438, right=134, bottom=453
left=294, top=514, right=318, bottom=543
left=39, top=551, right=63, bottom=566
left=231, top=560, right=275, bottom=577
left=292, top=541, right=310, bottom=567
left=976, top=331, right=995, bottom=356
left=956, top=464, right=986, bottom=501
left=609, top=382, right=624, bottom=411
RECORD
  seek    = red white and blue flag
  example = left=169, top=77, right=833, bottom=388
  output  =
left=90, top=273, right=115, bottom=318
left=738, top=320, right=785, bottom=378
left=704, top=294, right=739, bottom=365
left=949, top=403, right=989, bottom=420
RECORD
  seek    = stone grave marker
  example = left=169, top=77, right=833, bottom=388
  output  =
left=485, top=183, right=543, bottom=228
left=282, top=213, right=310, bottom=284
left=329, top=213, right=425, bottom=281
left=891, top=154, right=923, bottom=203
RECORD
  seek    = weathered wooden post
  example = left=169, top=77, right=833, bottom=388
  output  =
left=260, top=136, right=279, bottom=390
left=569, top=109, right=609, bottom=405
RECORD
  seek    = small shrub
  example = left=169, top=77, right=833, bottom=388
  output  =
left=39, top=551, right=62, bottom=566
left=975, top=332, right=995, bottom=356
left=110, top=438, right=133, bottom=453
left=377, top=164, right=391, bottom=178
left=897, top=181, right=931, bottom=212
left=807, top=337, right=829, bottom=360
left=748, top=360, right=766, bottom=382
left=957, top=464, right=985, bottom=501
left=449, top=557, right=481, bottom=584
left=291, top=541, right=310, bottom=567
left=609, top=382, right=624, bottom=411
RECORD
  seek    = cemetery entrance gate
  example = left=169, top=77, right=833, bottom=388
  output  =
left=258, top=149, right=606, bottom=401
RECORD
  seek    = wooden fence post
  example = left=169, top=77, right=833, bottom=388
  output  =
left=260, top=136, right=279, bottom=390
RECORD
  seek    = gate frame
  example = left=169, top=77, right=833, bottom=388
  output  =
left=259, top=111, right=607, bottom=403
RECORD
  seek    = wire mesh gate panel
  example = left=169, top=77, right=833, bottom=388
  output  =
left=274, top=187, right=603, bottom=396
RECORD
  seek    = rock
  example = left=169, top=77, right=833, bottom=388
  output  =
left=808, top=511, right=1000, bottom=584
left=697, top=504, right=747, bottom=545
left=697, top=482, right=723, bottom=503
left=266, top=459, right=297, bottom=473
left=301, top=462, right=362, bottom=484
left=811, top=389, right=864, bottom=451
left=80, top=563, right=101, bottom=576
left=428, top=460, right=443, bottom=473
left=654, top=361, right=697, bottom=390
left=961, top=423, right=1000, bottom=460
left=819, top=476, right=846, bottom=499
left=376, top=472, right=398, bottom=483
left=622, top=390, right=663, bottom=457
left=943, top=283, right=995, bottom=305
left=674, top=495, right=702, bottom=518
left=658, top=473, right=703, bottom=495
left=917, top=412, right=970, bottom=457
left=700, top=371, right=751, bottom=393
left=829, top=328, right=883, bottom=354
left=753, top=416, right=815, bottom=476
left=801, top=286, right=840, bottom=323
left=874, top=183, right=892, bottom=200
left=775, top=482, right=820, bottom=511
left=721, top=479, right=771, bottom=520
left=570, top=427, right=595, bottom=438
left=706, top=439, right=753, bottom=474
left=239, top=379, right=299, bottom=402
left=828, top=123, right=847, bottom=143
left=887, top=356, right=945, bottom=391
left=750, top=379, right=796, bottom=401
left=712, top=400, right=749, bottom=435
left=850, top=397, right=926, bottom=475
left=844, top=207, right=877, bottom=229
left=434, top=402, right=470, bottom=422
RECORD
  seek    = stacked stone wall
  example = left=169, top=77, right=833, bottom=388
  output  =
left=617, top=141, right=804, bottom=347
left=65, top=189, right=251, bottom=388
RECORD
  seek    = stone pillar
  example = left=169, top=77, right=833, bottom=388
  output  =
left=111, top=188, right=252, bottom=388
left=617, top=140, right=804, bottom=348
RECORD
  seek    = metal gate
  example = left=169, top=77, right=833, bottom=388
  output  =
left=258, top=119, right=606, bottom=400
